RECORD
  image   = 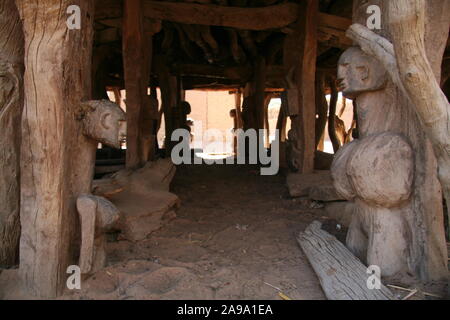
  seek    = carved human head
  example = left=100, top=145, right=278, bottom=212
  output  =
left=80, top=100, right=126, bottom=149
left=337, top=47, right=388, bottom=99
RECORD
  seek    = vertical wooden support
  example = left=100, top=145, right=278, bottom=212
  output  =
left=277, top=91, right=288, bottom=143
left=156, top=55, right=178, bottom=155
left=347, top=0, right=448, bottom=282
left=283, top=0, right=318, bottom=173
left=264, top=93, right=273, bottom=147
left=315, top=72, right=328, bottom=150
left=327, top=76, right=340, bottom=153
left=18, top=0, right=95, bottom=298
left=123, top=0, right=152, bottom=169
left=234, top=91, right=243, bottom=130
left=253, top=56, right=266, bottom=132
left=0, top=0, right=23, bottom=268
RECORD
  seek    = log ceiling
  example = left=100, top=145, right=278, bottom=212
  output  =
left=94, top=0, right=353, bottom=90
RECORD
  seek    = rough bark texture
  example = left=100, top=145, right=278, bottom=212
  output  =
left=388, top=0, right=450, bottom=241
left=17, top=0, right=95, bottom=298
left=337, top=0, right=449, bottom=282
left=0, top=0, right=23, bottom=268
left=298, top=221, right=396, bottom=300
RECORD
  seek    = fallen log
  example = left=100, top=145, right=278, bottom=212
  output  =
left=297, top=221, right=396, bottom=300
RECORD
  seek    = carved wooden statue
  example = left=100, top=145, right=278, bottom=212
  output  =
left=77, top=100, right=125, bottom=274
left=76, top=195, right=119, bottom=274
left=332, top=47, right=415, bottom=278
left=343, top=0, right=449, bottom=284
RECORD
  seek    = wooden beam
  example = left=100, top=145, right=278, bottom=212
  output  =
left=123, top=0, right=153, bottom=169
left=142, top=1, right=298, bottom=31
left=173, top=63, right=252, bottom=81
left=95, top=2, right=352, bottom=48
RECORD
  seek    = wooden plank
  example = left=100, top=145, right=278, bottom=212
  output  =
left=298, top=221, right=396, bottom=300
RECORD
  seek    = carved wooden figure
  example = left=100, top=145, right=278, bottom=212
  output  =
left=77, top=99, right=125, bottom=274
left=347, top=0, right=449, bottom=283
left=332, top=47, right=413, bottom=277
left=332, top=45, right=447, bottom=281
left=77, top=195, right=119, bottom=274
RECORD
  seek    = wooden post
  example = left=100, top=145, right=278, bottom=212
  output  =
left=327, top=76, right=340, bottom=153
left=17, top=0, right=95, bottom=298
left=123, top=0, right=152, bottom=169
left=264, top=93, right=273, bottom=147
left=156, top=55, right=178, bottom=155
left=253, top=56, right=266, bottom=132
left=234, top=91, right=243, bottom=130
left=0, top=0, right=23, bottom=268
left=315, top=72, right=328, bottom=150
left=283, top=0, right=318, bottom=173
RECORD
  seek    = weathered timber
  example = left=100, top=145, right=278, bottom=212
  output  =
left=18, top=0, right=95, bottom=298
left=142, top=1, right=299, bottom=31
left=387, top=0, right=450, bottom=241
left=123, top=0, right=153, bottom=168
left=283, top=0, right=318, bottom=173
left=298, top=221, right=396, bottom=300
left=334, top=0, right=449, bottom=282
left=327, top=76, right=340, bottom=153
left=0, top=0, right=23, bottom=268
left=95, top=1, right=352, bottom=44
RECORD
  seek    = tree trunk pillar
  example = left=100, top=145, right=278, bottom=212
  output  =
left=283, top=0, right=318, bottom=173
left=17, top=0, right=95, bottom=298
left=0, top=0, right=24, bottom=268
left=123, top=0, right=153, bottom=169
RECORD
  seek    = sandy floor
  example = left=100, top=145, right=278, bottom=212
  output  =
left=72, top=163, right=330, bottom=300
left=1, top=163, right=335, bottom=300
left=1, top=163, right=448, bottom=299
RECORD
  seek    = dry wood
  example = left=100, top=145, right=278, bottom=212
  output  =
left=283, top=0, right=318, bottom=173
left=123, top=0, right=154, bottom=168
left=18, top=0, right=95, bottom=298
left=347, top=0, right=450, bottom=243
left=142, top=1, right=299, bottom=31
left=327, top=76, right=340, bottom=153
left=0, top=0, right=23, bottom=267
left=339, top=0, right=449, bottom=282
left=388, top=0, right=450, bottom=239
left=298, top=221, right=396, bottom=300
left=95, top=1, right=351, bottom=48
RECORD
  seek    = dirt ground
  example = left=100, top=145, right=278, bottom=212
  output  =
left=2, top=163, right=446, bottom=300
left=1, top=163, right=337, bottom=300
